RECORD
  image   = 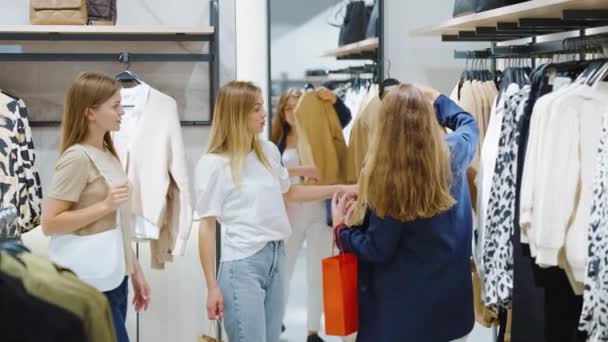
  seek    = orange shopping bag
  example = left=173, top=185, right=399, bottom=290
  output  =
left=322, top=225, right=358, bottom=336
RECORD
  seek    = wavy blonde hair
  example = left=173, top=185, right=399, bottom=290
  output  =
left=207, top=81, right=270, bottom=185
left=351, top=84, right=455, bottom=223
left=270, top=88, right=303, bottom=144
left=60, top=72, right=120, bottom=158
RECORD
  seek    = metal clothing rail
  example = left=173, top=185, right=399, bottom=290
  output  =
left=454, top=33, right=608, bottom=59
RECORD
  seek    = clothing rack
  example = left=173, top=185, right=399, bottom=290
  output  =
left=454, top=33, right=608, bottom=60
left=0, top=0, right=220, bottom=127
left=411, top=2, right=608, bottom=341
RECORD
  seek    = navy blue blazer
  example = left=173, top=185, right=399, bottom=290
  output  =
left=338, top=95, right=479, bottom=342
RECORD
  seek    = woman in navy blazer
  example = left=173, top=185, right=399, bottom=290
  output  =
left=332, top=84, right=479, bottom=342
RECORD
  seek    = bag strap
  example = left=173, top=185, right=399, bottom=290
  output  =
left=331, top=224, right=347, bottom=256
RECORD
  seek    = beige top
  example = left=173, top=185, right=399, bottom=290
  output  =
left=48, top=145, right=116, bottom=235
left=47, top=144, right=134, bottom=273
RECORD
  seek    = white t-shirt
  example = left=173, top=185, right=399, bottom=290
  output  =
left=195, top=140, right=292, bottom=261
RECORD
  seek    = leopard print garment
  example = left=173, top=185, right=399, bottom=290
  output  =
left=579, top=111, right=608, bottom=341
left=15, top=99, right=42, bottom=231
left=0, top=95, right=42, bottom=235
left=482, top=87, right=530, bottom=310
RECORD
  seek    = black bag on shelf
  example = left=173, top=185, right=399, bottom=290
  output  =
left=453, top=0, right=476, bottom=17
left=454, top=0, right=529, bottom=17
left=475, top=0, right=530, bottom=13
left=365, top=0, right=379, bottom=38
left=338, top=1, right=370, bottom=46
left=87, top=0, right=117, bottom=25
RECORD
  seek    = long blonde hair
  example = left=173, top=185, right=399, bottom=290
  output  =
left=60, top=72, right=120, bottom=158
left=207, top=81, right=271, bottom=184
left=352, top=84, right=455, bottom=223
left=271, top=88, right=302, bottom=144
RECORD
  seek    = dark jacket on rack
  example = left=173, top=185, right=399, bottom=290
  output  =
left=337, top=95, right=478, bottom=342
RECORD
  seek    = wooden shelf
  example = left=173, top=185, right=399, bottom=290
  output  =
left=0, top=25, right=214, bottom=41
left=411, top=0, right=608, bottom=36
left=322, top=37, right=379, bottom=57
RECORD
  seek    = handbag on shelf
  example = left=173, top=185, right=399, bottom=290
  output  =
left=453, top=0, right=476, bottom=17
left=30, top=0, right=88, bottom=25
left=475, top=0, right=530, bottom=13
left=365, top=0, right=379, bottom=39
left=322, top=225, right=358, bottom=336
left=337, top=1, right=371, bottom=46
left=453, top=0, right=530, bottom=17
left=87, top=0, right=117, bottom=25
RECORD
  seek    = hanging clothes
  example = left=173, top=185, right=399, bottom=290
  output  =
left=451, top=77, right=498, bottom=213
left=0, top=92, right=42, bottom=233
left=295, top=91, right=348, bottom=185
left=481, top=86, right=530, bottom=310
left=475, top=61, right=608, bottom=342
left=579, top=110, right=608, bottom=341
left=112, top=82, right=193, bottom=269
left=346, top=85, right=380, bottom=183
left=0, top=247, right=116, bottom=342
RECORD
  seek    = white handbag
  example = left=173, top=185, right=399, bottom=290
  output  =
left=48, top=144, right=133, bottom=292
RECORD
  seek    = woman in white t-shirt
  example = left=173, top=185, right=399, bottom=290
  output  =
left=196, top=81, right=355, bottom=342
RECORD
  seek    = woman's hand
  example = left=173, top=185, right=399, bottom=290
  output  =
left=331, top=192, right=357, bottom=228
left=131, top=260, right=151, bottom=312
left=338, top=184, right=359, bottom=197
left=104, top=184, right=129, bottom=211
left=207, top=286, right=224, bottom=320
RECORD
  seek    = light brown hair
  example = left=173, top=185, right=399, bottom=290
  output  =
left=352, top=84, right=455, bottom=223
left=271, top=88, right=303, bottom=144
left=207, top=81, right=271, bottom=184
left=60, top=72, right=121, bottom=158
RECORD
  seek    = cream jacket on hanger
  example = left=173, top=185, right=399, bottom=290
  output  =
left=114, top=83, right=193, bottom=269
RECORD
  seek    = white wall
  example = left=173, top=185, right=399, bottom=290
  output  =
left=271, top=4, right=365, bottom=80
left=384, top=0, right=485, bottom=93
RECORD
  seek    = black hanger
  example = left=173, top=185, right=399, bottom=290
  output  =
left=380, top=77, right=399, bottom=98
left=116, top=52, right=141, bottom=85
left=305, top=83, right=315, bottom=91
left=0, top=90, right=19, bottom=100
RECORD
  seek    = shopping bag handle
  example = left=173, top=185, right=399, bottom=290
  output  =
left=332, top=224, right=347, bottom=256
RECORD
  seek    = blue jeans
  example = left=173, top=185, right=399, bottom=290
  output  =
left=219, top=241, right=285, bottom=342
left=104, top=276, right=129, bottom=342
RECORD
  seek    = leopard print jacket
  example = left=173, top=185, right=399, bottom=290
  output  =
left=0, top=94, right=42, bottom=235
left=579, top=111, right=608, bottom=341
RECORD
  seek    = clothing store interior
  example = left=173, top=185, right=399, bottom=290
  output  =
left=3, top=0, right=608, bottom=341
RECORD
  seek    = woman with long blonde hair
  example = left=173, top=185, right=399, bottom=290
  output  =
left=332, top=84, right=479, bottom=342
left=42, top=72, right=151, bottom=342
left=271, top=87, right=350, bottom=342
left=195, top=81, right=355, bottom=342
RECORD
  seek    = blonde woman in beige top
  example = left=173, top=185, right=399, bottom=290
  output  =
left=42, top=72, right=150, bottom=342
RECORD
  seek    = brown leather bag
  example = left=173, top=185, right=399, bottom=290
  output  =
left=30, top=0, right=87, bottom=25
